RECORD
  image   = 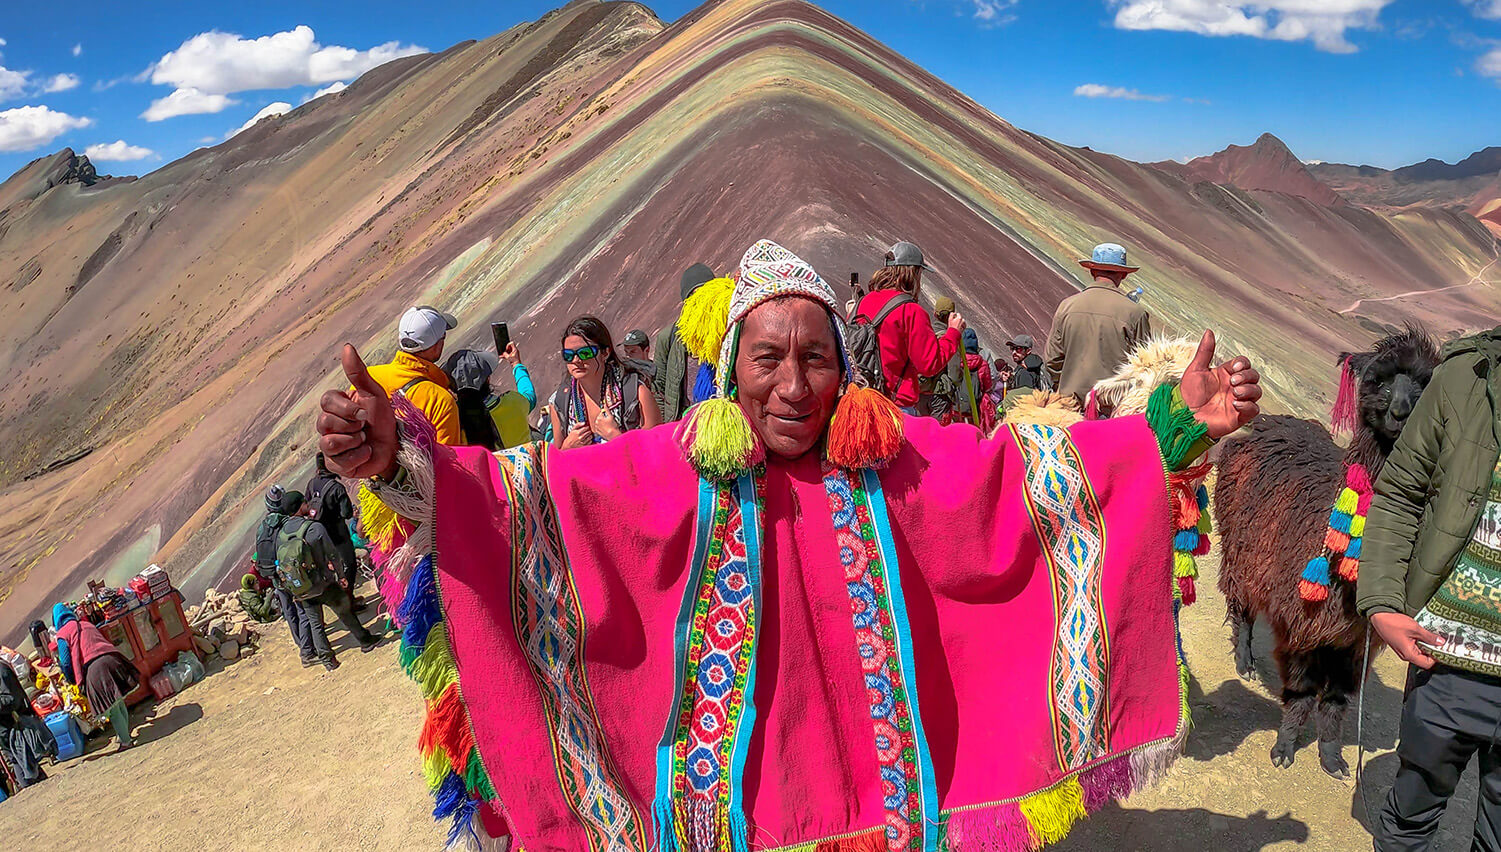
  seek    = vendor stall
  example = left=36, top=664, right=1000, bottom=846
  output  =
left=97, top=590, right=195, bottom=706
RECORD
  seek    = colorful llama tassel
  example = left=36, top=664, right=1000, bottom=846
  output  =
left=1331, top=356, right=1360, bottom=437
left=1300, top=557, right=1332, bottom=602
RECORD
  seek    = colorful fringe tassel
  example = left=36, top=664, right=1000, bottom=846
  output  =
left=677, top=396, right=761, bottom=480
left=1331, top=356, right=1359, bottom=437
left=825, top=385, right=904, bottom=471
left=677, top=276, right=737, bottom=364
left=1299, top=462, right=1372, bottom=602
left=1167, top=465, right=1212, bottom=609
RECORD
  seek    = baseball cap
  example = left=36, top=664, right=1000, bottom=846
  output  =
left=399, top=305, right=457, bottom=353
left=885, top=241, right=931, bottom=270
left=1007, top=334, right=1036, bottom=349
left=933, top=296, right=955, bottom=315
left=622, top=329, right=650, bottom=348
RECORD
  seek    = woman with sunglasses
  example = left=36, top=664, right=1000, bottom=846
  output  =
left=548, top=316, right=661, bottom=449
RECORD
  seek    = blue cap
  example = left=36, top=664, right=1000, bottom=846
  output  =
left=1079, top=242, right=1139, bottom=273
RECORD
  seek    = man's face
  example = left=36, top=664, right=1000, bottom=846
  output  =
left=1010, top=345, right=1030, bottom=364
left=734, top=298, right=842, bottom=461
left=621, top=343, right=649, bottom=361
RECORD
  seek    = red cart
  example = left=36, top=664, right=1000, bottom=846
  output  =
left=97, top=590, right=196, bottom=705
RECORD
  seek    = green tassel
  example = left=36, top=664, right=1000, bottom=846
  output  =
left=463, top=746, right=498, bottom=801
left=1146, top=385, right=1210, bottom=472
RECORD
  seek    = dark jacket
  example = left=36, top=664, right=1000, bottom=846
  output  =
left=305, top=471, right=354, bottom=544
left=1009, top=354, right=1047, bottom=392
left=653, top=326, right=694, bottom=422
left=1358, top=329, right=1501, bottom=617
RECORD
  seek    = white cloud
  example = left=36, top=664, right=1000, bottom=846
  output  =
left=147, top=26, right=425, bottom=96
left=71, top=43, right=82, bottom=57
left=227, top=101, right=292, bottom=138
left=0, top=66, right=30, bottom=101
left=970, top=0, right=1020, bottom=26
left=1074, top=82, right=1173, bottom=102
left=41, top=73, right=80, bottom=93
left=1109, top=0, right=1395, bottom=53
left=1465, top=0, right=1501, bottom=20
left=0, top=105, right=92, bottom=152
left=141, top=87, right=238, bottom=121
left=304, top=80, right=347, bottom=103
left=83, top=140, right=156, bottom=162
left=1480, top=45, right=1501, bottom=79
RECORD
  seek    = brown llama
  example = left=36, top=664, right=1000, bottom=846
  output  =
left=1214, top=327, right=1438, bottom=778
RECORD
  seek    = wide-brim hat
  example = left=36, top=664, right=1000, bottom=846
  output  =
left=1079, top=242, right=1139, bottom=274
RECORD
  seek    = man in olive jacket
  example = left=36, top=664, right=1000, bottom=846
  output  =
left=1358, top=328, right=1501, bottom=851
left=653, top=262, right=716, bottom=422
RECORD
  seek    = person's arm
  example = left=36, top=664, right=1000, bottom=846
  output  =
left=1359, top=371, right=1448, bottom=618
left=903, top=305, right=961, bottom=377
left=513, top=364, right=537, bottom=410
left=977, top=361, right=993, bottom=394
left=1043, top=308, right=1066, bottom=387
left=652, top=328, right=672, bottom=399
left=638, top=380, right=662, bottom=430
left=420, top=386, right=463, bottom=446
left=306, top=523, right=339, bottom=574
left=333, top=482, right=354, bottom=522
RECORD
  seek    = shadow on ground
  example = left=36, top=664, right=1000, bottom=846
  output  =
left=1055, top=802, right=1309, bottom=850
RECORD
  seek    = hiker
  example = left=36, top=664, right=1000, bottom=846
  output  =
left=619, top=329, right=656, bottom=383
left=442, top=344, right=539, bottom=451
left=238, top=574, right=278, bottom=624
left=306, top=452, right=360, bottom=597
left=1043, top=242, right=1151, bottom=407
left=1007, top=334, right=1047, bottom=392
left=318, top=238, right=1263, bottom=849
left=1359, top=327, right=1501, bottom=851
left=52, top=603, right=138, bottom=751
left=275, top=491, right=382, bottom=671
left=491, top=343, right=538, bottom=450
left=549, top=316, right=661, bottom=449
left=852, top=241, right=964, bottom=414
left=654, top=263, right=718, bottom=421
left=920, top=296, right=961, bottom=421
left=0, top=658, right=54, bottom=788
left=947, top=328, right=996, bottom=431
left=255, top=486, right=318, bottom=667
left=368, top=305, right=461, bottom=445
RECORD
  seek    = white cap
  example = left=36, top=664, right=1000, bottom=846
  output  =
left=398, top=305, right=457, bottom=353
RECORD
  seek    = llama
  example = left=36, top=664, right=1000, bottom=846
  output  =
left=1214, top=327, right=1438, bottom=778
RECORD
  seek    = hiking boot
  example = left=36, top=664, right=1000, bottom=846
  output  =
left=359, top=636, right=382, bottom=653
left=322, top=657, right=340, bottom=672
left=299, top=656, right=316, bottom=668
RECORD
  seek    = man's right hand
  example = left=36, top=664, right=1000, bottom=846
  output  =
left=948, top=310, right=967, bottom=332
left=1371, top=611, right=1444, bottom=670
left=318, top=344, right=398, bottom=480
left=501, top=342, right=521, bottom=365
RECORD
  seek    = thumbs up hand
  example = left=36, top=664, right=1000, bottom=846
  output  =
left=1180, top=330, right=1262, bottom=440
left=318, top=344, right=398, bottom=480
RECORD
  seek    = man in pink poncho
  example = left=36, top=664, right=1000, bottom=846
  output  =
left=316, top=241, right=1261, bottom=852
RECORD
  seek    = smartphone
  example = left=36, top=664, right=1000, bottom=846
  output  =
left=491, top=321, right=510, bottom=355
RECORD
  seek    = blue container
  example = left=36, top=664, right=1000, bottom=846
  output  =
left=45, top=711, right=85, bottom=761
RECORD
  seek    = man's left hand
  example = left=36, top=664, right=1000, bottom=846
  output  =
left=1181, top=330, right=1262, bottom=440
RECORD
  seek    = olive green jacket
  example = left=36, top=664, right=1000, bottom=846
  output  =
left=1358, top=328, right=1501, bottom=617
left=653, top=325, right=693, bottom=422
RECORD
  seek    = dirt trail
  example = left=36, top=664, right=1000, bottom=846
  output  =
left=1339, top=250, right=1499, bottom=314
left=1, top=557, right=1482, bottom=850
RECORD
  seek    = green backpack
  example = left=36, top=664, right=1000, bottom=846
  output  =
left=275, top=522, right=327, bottom=600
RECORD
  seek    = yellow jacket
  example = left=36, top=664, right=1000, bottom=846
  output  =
left=367, top=351, right=462, bottom=445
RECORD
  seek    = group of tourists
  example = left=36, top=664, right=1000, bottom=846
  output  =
left=251, top=455, right=382, bottom=672
left=315, top=236, right=1262, bottom=851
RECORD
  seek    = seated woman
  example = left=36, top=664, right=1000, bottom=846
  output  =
left=547, top=316, right=661, bottom=449
left=52, top=603, right=139, bottom=751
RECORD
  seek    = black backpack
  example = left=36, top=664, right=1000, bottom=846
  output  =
left=847, top=294, right=914, bottom=395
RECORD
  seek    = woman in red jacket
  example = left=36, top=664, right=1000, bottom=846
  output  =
left=853, top=241, right=966, bottom=413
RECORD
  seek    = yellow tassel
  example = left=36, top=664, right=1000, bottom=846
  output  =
left=1334, top=487, right=1359, bottom=516
left=1019, top=776, right=1088, bottom=846
left=681, top=397, right=759, bottom=480
left=1349, top=514, right=1366, bottom=538
left=408, top=623, right=459, bottom=701
left=826, top=386, right=904, bottom=470
left=422, top=743, right=453, bottom=791
left=359, top=485, right=401, bottom=550
left=1173, top=551, right=1198, bottom=579
left=677, top=277, right=737, bottom=364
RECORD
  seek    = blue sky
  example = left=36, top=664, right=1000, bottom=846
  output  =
left=0, top=0, right=1498, bottom=181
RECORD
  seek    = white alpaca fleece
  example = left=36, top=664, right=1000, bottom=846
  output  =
left=1092, top=336, right=1199, bottom=417
left=995, top=391, right=1084, bottom=432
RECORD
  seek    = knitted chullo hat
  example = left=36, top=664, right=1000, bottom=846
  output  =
left=677, top=239, right=904, bottom=480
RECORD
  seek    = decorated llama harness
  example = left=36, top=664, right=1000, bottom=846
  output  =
left=1298, top=462, right=1374, bottom=602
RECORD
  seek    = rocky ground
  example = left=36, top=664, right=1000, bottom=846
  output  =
left=1, top=557, right=1482, bottom=851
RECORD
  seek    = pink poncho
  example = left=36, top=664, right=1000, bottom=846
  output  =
left=371, top=408, right=1183, bottom=852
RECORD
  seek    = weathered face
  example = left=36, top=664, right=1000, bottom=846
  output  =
left=1358, top=354, right=1433, bottom=445
left=734, top=297, right=843, bottom=461
left=563, top=334, right=605, bottom=381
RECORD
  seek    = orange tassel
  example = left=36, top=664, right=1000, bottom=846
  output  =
left=419, top=682, right=475, bottom=774
left=1337, top=556, right=1360, bottom=581
left=1299, top=579, right=1329, bottom=602
left=826, top=385, right=904, bottom=470
left=1324, top=528, right=1350, bottom=553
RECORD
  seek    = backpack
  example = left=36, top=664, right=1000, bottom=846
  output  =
left=847, top=294, right=914, bottom=395
left=274, top=521, right=327, bottom=600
